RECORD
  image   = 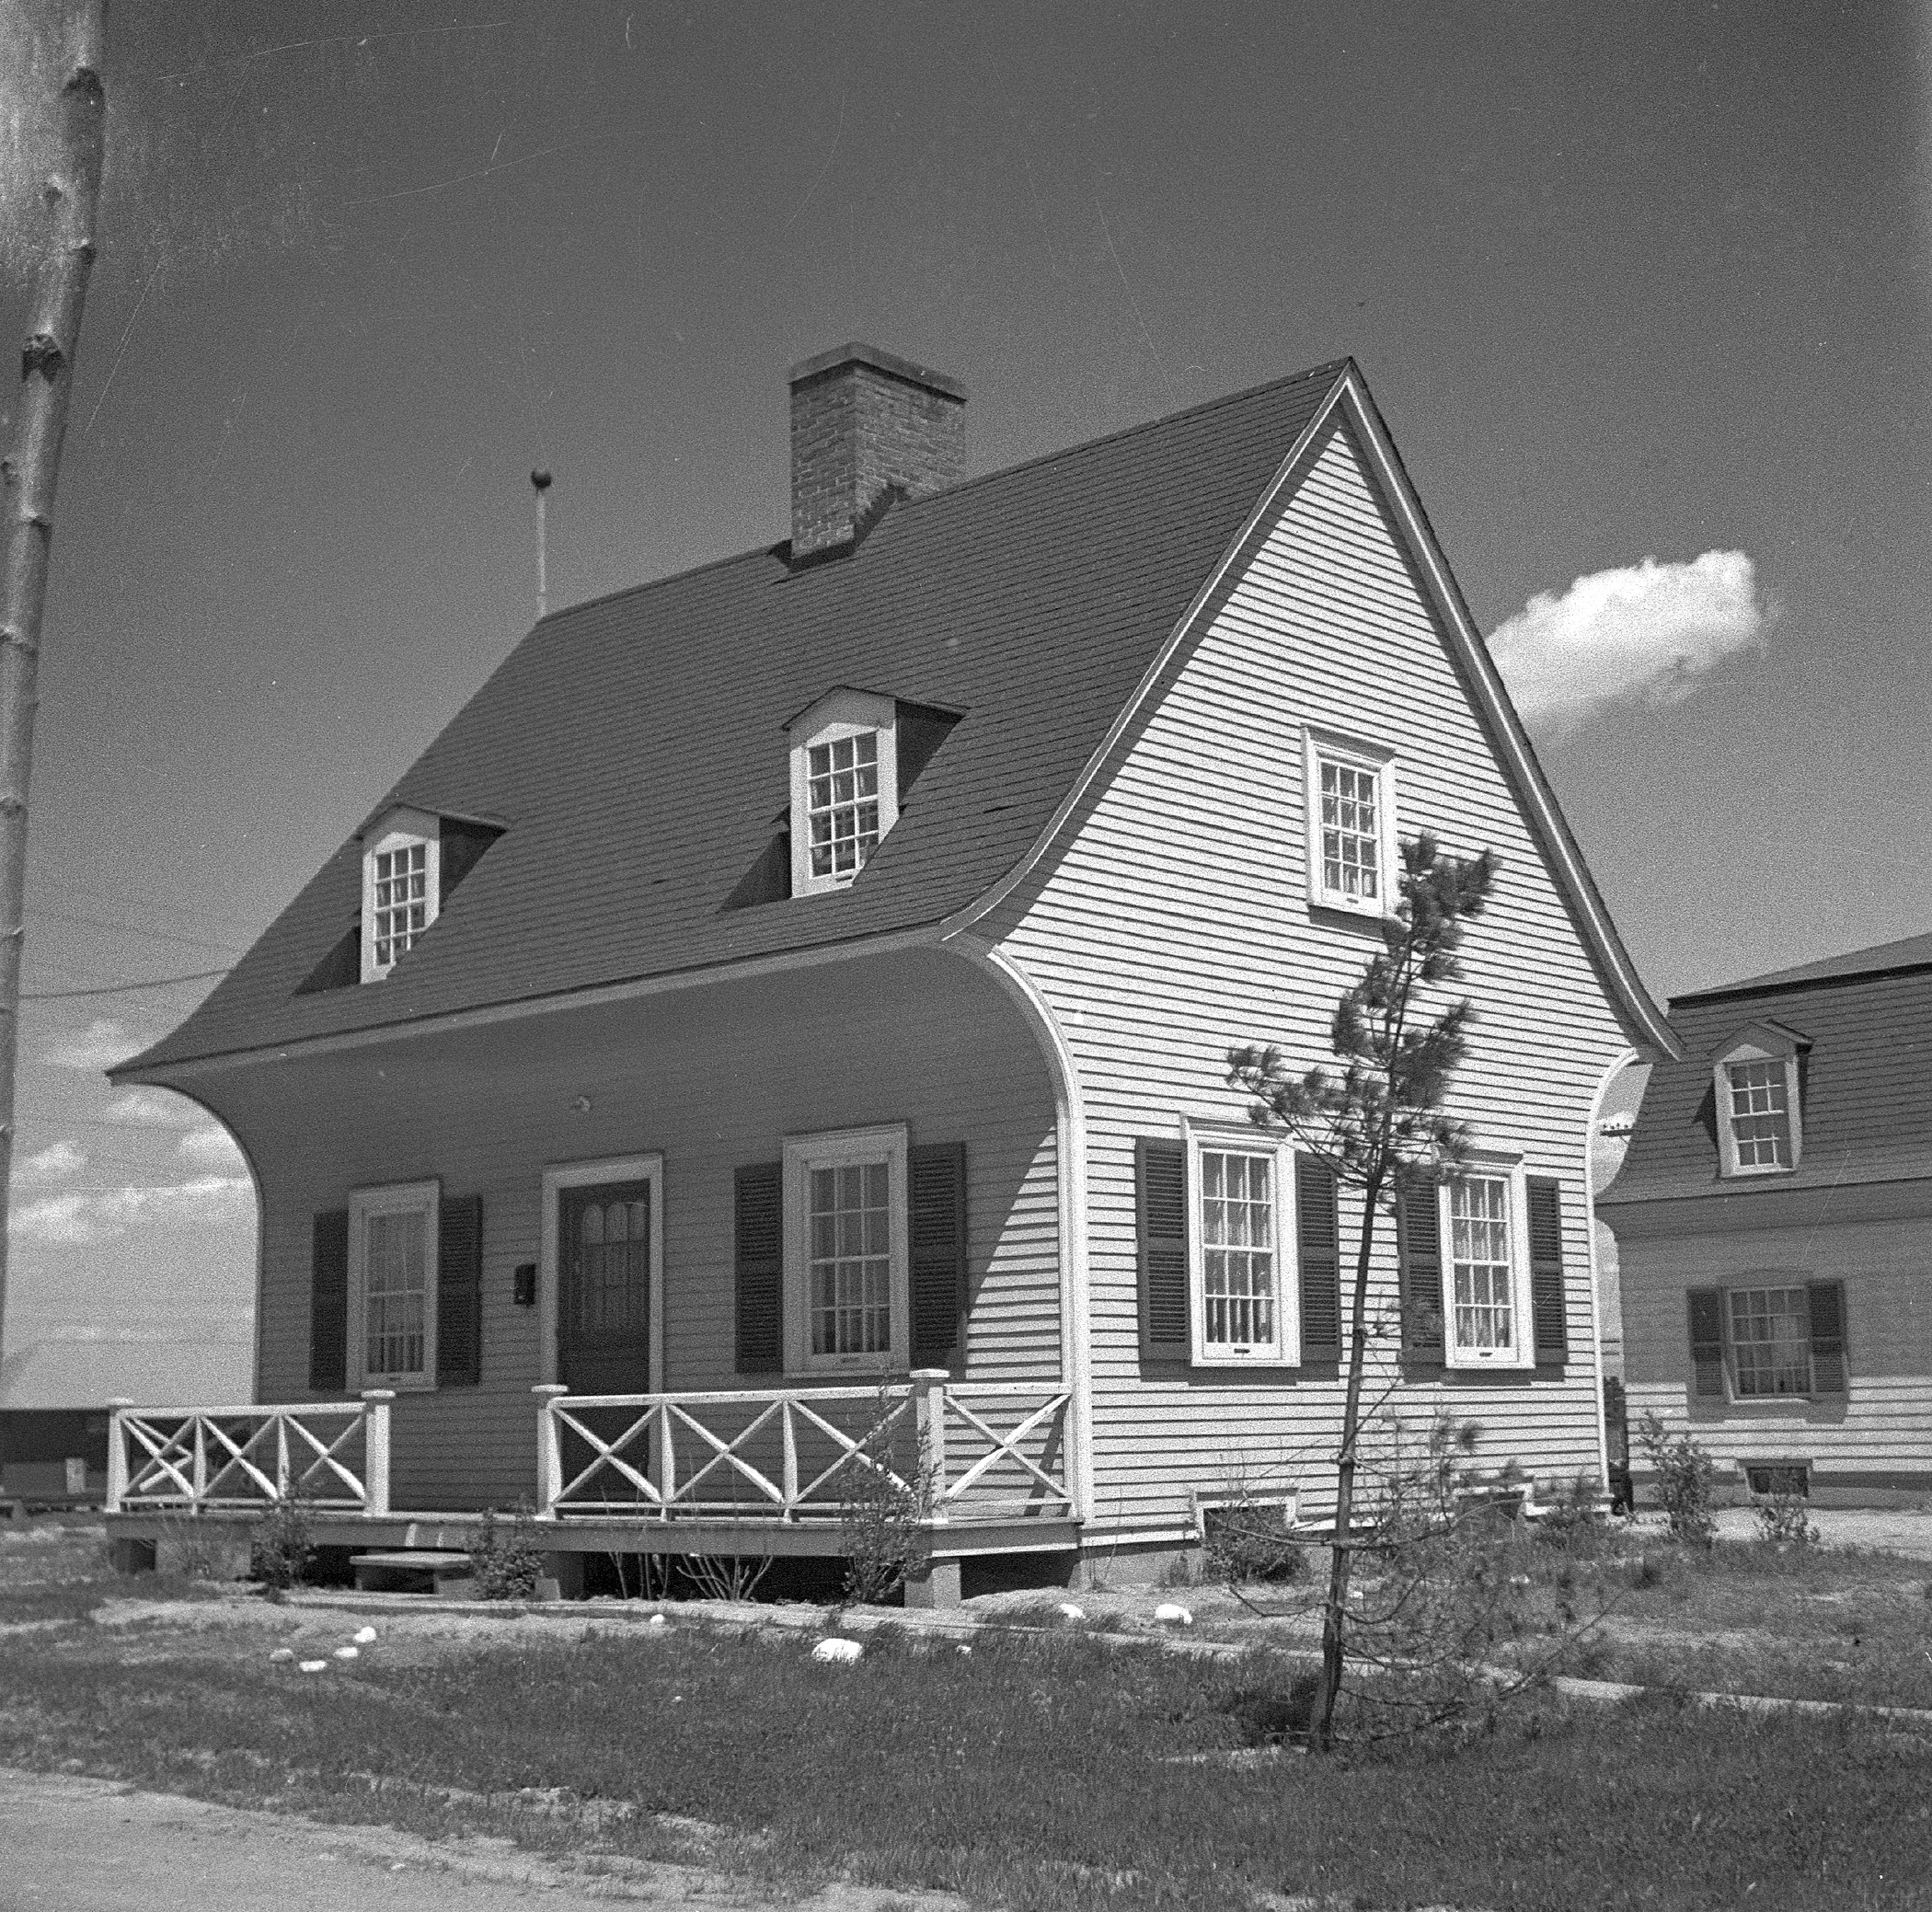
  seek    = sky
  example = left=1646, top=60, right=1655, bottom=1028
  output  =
left=0, top=0, right=1926, bottom=1400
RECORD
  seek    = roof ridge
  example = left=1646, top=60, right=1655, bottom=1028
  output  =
left=1673, top=928, right=1932, bottom=1005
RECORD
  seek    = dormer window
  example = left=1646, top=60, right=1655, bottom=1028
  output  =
left=361, top=806, right=443, bottom=983
left=1713, top=1022, right=1807, bottom=1178
left=787, top=689, right=902, bottom=897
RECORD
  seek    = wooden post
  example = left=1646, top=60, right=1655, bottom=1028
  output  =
left=780, top=1398, right=799, bottom=1519
left=104, top=1397, right=131, bottom=1513
left=0, top=4, right=106, bottom=1379
left=533, top=1385, right=568, bottom=1517
left=359, top=1391, right=394, bottom=1517
left=190, top=1414, right=207, bottom=1507
left=911, top=1368, right=949, bottom=1523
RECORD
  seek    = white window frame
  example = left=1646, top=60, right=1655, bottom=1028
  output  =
left=787, top=689, right=901, bottom=897
left=1439, top=1155, right=1535, bottom=1371
left=537, top=1152, right=666, bottom=1390
left=1185, top=1122, right=1299, bottom=1365
left=348, top=1179, right=440, bottom=1391
left=782, top=1123, right=909, bottom=1376
left=361, top=805, right=442, bottom=984
left=1713, top=1026, right=1803, bottom=1178
left=1725, top=1283, right=1814, bottom=1399
left=1303, top=727, right=1398, bottom=918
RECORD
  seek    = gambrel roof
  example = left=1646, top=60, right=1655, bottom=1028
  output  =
left=120, top=359, right=1673, bottom=1079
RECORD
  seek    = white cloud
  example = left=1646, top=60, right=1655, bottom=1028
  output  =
left=12, top=1139, right=85, bottom=1187
left=1489, top=551, right=1773, bottom=736
left=178, top=1124, right=245, bottom=1169
left=44, top=1019, right=152, bottom=1073
left=102, top=1087, right=201, bottom=1128
left=10, top=1174, right=251, bottom=1246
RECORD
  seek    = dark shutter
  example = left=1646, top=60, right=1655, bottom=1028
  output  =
left=734, top=1162, right=784, bottom=1374
left=1687, top=1287, right=1726, bottom=1398
left=1398, top=1182, right=1444, bottom=1360
left=436, top=1192, right=483, bottom=1388
left=308, top=1209, right=350, bottom=1392
left=1295, top=1156, right=1341, bottom=1362
left=1526, top=1177, right=1568, bottom=1368
left=1808, top=1281, right=1848, bottom=1396
left=1136, top=1138, right=1190, bottom=1359
left=909, top=1142, right=967, bottom=1365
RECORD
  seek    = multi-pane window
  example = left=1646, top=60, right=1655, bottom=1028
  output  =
left=1450, top=1176, right=1514, bottom=1352
left=1729, top=1285, right=1811, bottom=1397
left=808, top=1160, right=892, bottom=1356
left=1727, top=1059, right=1792, bottom=1169
left=363, top=1207, right=427, bottom=1377
left=1319, top=757, right=1381, bottom=904
left=807, top=732, right=881, bottom=881
left=371, top=840, right=429, bottom=973
left=1200, top=1150, right=1276, bottom=1348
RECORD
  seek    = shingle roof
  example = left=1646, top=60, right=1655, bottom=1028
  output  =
left=1602, top=957, right=1932, bottom=1206
left=1677, top=930, right=1932, bottom=1002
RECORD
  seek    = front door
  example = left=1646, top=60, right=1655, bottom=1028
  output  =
left=558, top=1181, right=653, bottom=1395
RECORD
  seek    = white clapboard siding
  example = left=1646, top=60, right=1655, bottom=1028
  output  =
left=226, top=948, right=1060, bottom=1512
left=990, top=419, right=1629, bottom=1537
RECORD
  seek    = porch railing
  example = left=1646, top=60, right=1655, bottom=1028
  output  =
left=535, top=1371, right=1072, bottom=1525
left=105, top=1391, right=392, bottom=1515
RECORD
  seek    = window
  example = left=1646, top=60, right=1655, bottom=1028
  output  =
left=1687, top=1280, right=1846, bottom=1402
left=1712, top=1024, right=1805, bottom=1177
left=782, top=1125, right=909, bottom=1372
left=1185, top=1128, right=1298, bottom=1364
left=1303, top=729, right=1397, bottom=916
left=787, top=689, right=901, bottom=896
left=1729, top=1285, right=1811, bottom=1397
left=348, top=1181, right=439, bottom=1389
left=361, top=807, right=442, bottom=984
left=1438, top=1160, right=1534, bottom=1369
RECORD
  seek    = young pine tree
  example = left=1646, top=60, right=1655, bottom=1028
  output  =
left=1225, top=832, right=1496, bottom=1751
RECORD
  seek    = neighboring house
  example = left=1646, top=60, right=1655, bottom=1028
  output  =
left=104, top=344, right=1673, bottom=1599
left=1603, top=932, right=1932, bottom=1506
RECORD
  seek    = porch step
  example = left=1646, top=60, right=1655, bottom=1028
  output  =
left=350, top=1549, right=475, bottom=1597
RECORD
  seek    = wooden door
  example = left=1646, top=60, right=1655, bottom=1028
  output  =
left=558, top=1181, right=652, bottom=1395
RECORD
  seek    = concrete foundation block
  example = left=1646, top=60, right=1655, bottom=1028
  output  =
left=903, top=1557, right=963, bottom=1609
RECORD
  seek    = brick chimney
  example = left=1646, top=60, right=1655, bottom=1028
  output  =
left=788, top=342, right=967, bottom=563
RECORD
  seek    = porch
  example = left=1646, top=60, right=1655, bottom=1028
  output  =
left=102, top=1373, right=1079, bottom=1605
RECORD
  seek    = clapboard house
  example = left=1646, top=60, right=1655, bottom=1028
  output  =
left=103, top=345, right=1673, bottom=1600
left=1604, top=933, right=1932, bottom=1505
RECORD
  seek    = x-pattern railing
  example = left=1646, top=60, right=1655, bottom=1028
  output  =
left=107, top=1395, right=392, bottom=1515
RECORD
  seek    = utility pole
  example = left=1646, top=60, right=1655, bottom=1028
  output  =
left=531, top=467, right=552, bottom=619
left=0, top=1, right=109, bottom=1370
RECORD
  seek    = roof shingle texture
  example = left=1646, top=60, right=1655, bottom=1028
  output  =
left=127, top=363, right=1348, bottom=1074
left=1602, top=958, right=1932, bottom=1205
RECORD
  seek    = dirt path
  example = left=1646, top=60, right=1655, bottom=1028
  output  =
left=0, top=1768, right=959, bottom=1912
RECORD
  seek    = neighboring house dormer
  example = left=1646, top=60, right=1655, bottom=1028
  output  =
left=1712, top=1019, right=1808, bottom=1179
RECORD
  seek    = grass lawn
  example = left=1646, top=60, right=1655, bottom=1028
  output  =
left=7, top=1524, right=1932, bottom=1910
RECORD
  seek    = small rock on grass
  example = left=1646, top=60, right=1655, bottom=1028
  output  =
left=1056, top=1603, right=1087, bottom=1621
left=352, top=1626, right=376, bottom=1645
left=812, top=1638, right=864, bottom=1664
left=297, top=1660, right=328, bottom=1675
left=1154, top=1602, right=1193, bottom=1627
left=333, top=1645, right=359, bottom=1660
left=268, top=1647, right=294, bottom=1664
left=648, top=1614, right=667, bottom=1628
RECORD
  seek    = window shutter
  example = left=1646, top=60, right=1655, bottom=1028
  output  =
left=1295, top=1156, right=1341, bottom=1362
left=909, top=1142, right=967, bottom=1366
left=1136, top=1138, right=1190, bottom=1359
left=1526, top=1177, right=1568, bottom=1367
left=308, top=1209, right=350, bottom=1392
left=735, top=1162, right=784, bottom=1374
left=1397, top=1182, right=1444, bottom=1360
left=1687, top=1287, right=1726, bottom=1398
left=436, top=1192, right=483, bottom=1388
left=1808, top=1281, right=1848, bottom=1396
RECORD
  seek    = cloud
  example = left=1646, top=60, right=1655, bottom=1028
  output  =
left=44, top=1019, right=151, bottom=1073
left=102, top=1088, right=201, bottom=1128
left=10, top=1174, right=251, bottom=1246
left=178, top=1124, right=246, bottom=1169
left=12, top=1140, right=85, bottom=1187
left=1489, top=551, right=1773, bottom=735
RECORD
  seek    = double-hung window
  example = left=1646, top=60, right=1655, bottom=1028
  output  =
left=348, top=1181, right=440, bottom=1389
left=1728, top=1285, right=1812, bottom=1398
left=1688, top=1278, right=1847, bottom=1402
left=1713, top=1025, right=1805, bottom=1178
left=1303, top=729, right=1398, bottom=916
left=1185, top=1127, right=1298, bottom=1365
left=787, top=690, right=902, bottom=897
left=782, top=1125, right=909, bottom=1373
left=1439, top=1159, right=1535, bottom=1370
left=361, top=807, right=443, bottom=984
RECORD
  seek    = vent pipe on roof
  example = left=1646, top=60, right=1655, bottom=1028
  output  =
left=531, top=467, right=553, bottom=619
left=788, top=342, right=966, bottom=566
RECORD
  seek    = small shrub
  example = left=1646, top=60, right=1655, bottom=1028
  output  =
left=1533, top=1472, right=1608, bottom=1552
left=684, top=1553, right=771, bottom=1603
left=1635, top=1413, right=1717, bottom=1547
left=1202, top=1501, right=1307, bottom=1584
left=249, top=1488, right=314, bottom=1595
left=467, top=1502, right=545, bottom=1600
left=1754, top=1492, right=1820, bottom=1549
left=838, top=1388, right=935, bottom=1606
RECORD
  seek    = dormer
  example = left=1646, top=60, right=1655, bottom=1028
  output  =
left=361, top=806, right=441, bottom=982
left=782, top=689, right=959, bottom=898
left=1712, top=1019, right=1809, bottom=1178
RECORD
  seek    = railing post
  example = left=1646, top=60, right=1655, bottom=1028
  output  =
left=191, top=1414, right=208, bottom=1508
left=105, top=1399, right=132, bottom=1513
left=359, top=1390, right=395, bottom=1517
left=534, top=1385, right=569, bottom=1517
left=911, top=1369, right=949, bottom=1524
left=780, top=1399, right=799, bottom=1518
left=275, top=1415, right=290, bottom=1501
left=658, top=1402, right=675, bottom=1517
